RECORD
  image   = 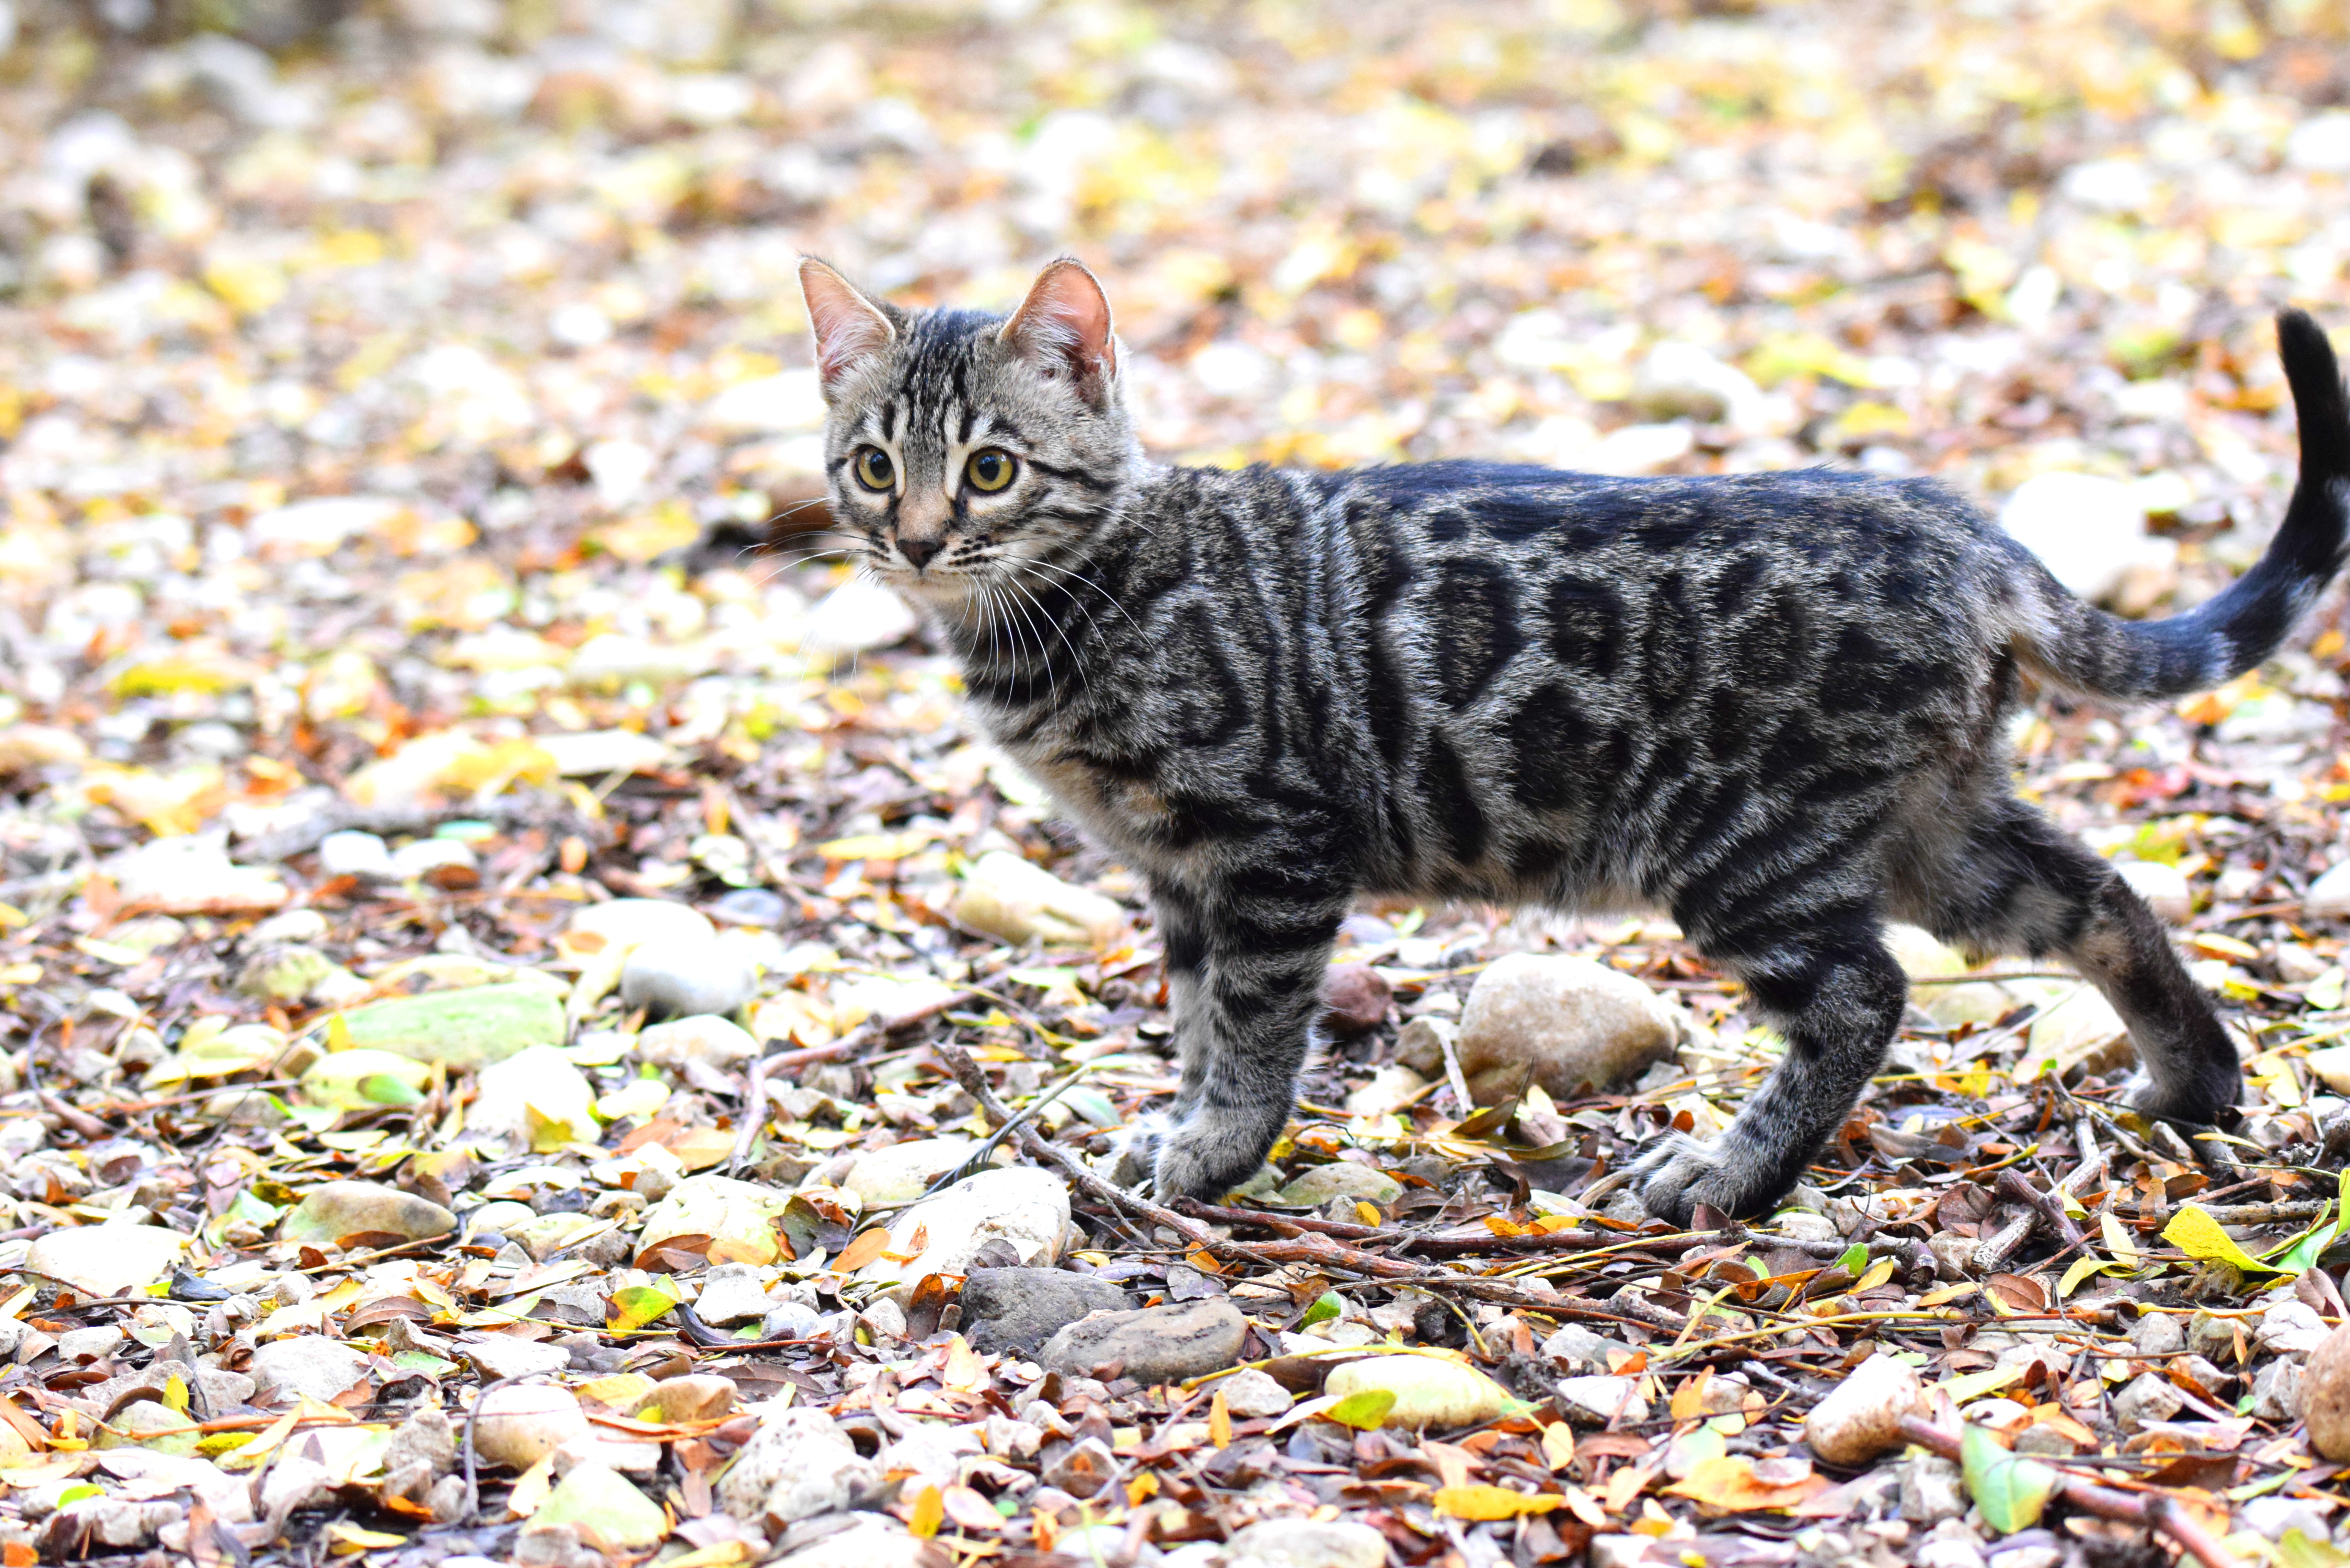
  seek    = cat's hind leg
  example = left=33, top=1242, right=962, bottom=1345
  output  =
left=1894, top=793, right=2239, bottom=1131
left=1632, top=904, right=1908, bottom=1223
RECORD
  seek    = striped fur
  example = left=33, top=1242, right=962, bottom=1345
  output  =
left=799, top=256, right=2350, bottom=1220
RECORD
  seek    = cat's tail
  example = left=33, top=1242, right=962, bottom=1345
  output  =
left=2008, top=307, right=2350, bottom=701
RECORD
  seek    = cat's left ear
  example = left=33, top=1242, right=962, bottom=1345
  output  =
left=1001, top=258, right=1120, bottom=406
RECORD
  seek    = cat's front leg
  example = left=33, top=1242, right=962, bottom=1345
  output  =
left=1121, top=871, right=1346, bottom=1202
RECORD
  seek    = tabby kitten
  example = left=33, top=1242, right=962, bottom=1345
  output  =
left=797, top=255, right=2350, bottom=1222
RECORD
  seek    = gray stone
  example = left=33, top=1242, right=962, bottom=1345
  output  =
left=1453, top=952, right=1688, bottom=1102
left=2013, top=1426, right=2079, bottom=1457
left=2130, top=1313, right=2185, bottom=1357
left=961, top=1267, right=1133, bottom=1356
left=761, top=1301, right=825, bottom=1342
left=1554, top=1374, right=1650, bottom=1426
left=718, top=1408, right=881, bottom=1526
left=1039, top=1435, right=1120, bottom=1496
left=56, top=1327, right=125, bottom=1362
left=2260, top=1299, right=2330, bottom=1355
left=2186, top=1310, right=2237, bottom=1364
left=1541, top=1323, right=1631, bottom=1372
left=385, top=1404, right=457, bottom=1476
left=1039, top=1298, right=1247, bottom=1385
left=2112, top=1371, right=2185, bottom=1433
left=2175, top=1352, right=2230, bottom=1393
left=620, top=937, right=755, bottom=1021
left=1899, top=1454, right=1965, bottom=1524
left=2253, top=1357, right=2306, bottom=1423
left=635, top=1014, right=759, bottom=1068
left=318, top=831, right=394, bottom=879
left=460, top=1336, right=570, bottom=1381
left=248, top=1336, right=370, bottom=1405
left=1213, top=1367, right=1294, bottom=1419
left=692, top=1263, right=773, bottom=1326
left=1225, top=1518, right=1390, bottom=1568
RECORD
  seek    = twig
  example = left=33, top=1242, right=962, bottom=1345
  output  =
left=758, top=988, right=978, bottom=1075
left=1998, top=1168, right=2088, bottom=1252
left=1896, top=1415, right=2241, bottom=1568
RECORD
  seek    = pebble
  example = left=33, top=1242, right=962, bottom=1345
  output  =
left=2113, top=859, right=2192, bottom=921
left=106, top=836, right=287, bottom=914
left=962, top=1266, right=1137, bottom=1356
left=462, top=1336, right=572, bottom=1381
left=1453, top=953, right=1688, bottom=1102
left=719, top=1408, right=882, bottom=1526
left=317, top=831, right=395, bottom=880
left=1040, top=1298, right=1247, bottom=1385
left=566, top=898, right=715, bottom=954
left=1274, top=1162, right=1401, bottom=1206
left=2261, top=1299, right=2331, bottom=1355
left=1804, top=1352, right=1926, bottom=1466
left=708, top=888, right=787, bottom=928
left=1211, top=1367, right=1295, bottom=1419
left=1899, top=1454, right=1966, bottom=1524
left=689, top=1264, right=773, bottom=1326
left=2112, top=1370, right=2184, bottom=1433
left=620, top=935, right=756, bottom=1021
left=770, top=1519, right=936, bottom=1568
left=1999, top=472, right=2172, bottom=604
left=1553, top=1374, right=1651, bottom=1426
left=26, top=1223, right=188, bottom=1298
left=853, top=1167, right=1071, bottom=1301
left=2307, top=861, right=2350, bottom=920
left=337, top=982, right=566, bottom=1070
left=762, top=1301, right=825, bottom=1341
left=2130, top=1312, right=2186, bottom=1356
left=249, top=908, right=330, bottom=946
left=635, top=1014, right=759, bottom=1068
left=1322, top=1354, right=1512, bottom=1431
left=843, top=1136, right=976, bottom=1206
left=389, top=837, right=476, bottom=882
left=1321, top=963, right=1391, bottom=1034
left=2252, top=1357, right=2305, bottom=1424
left=237, top=944, right=368, bottom=1007
left=279, top=1181, right=456, bottom=1247
left=248, top=1336, right=371, bottom=1405
left=472, top=1384, right=590, bottom=1469
left=1225, top=1518, right=1390, bottom=1568
left=1039, top=1435, right=1120, bottom=1496
left=2304, top=1324, right=2350, bottom=1459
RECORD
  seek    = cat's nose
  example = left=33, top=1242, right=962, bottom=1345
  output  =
left=899, top=534, right=943, bottom=569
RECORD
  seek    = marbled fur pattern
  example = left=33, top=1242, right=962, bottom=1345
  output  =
left=797, top=255, right=2350, bottom=1220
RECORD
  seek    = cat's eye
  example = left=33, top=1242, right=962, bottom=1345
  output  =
left=966, top=449, right=1017, bottom=493
left=853, top=447, right=895, bottom=492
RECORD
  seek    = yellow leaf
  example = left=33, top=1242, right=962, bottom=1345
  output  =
left=592, top=501, right=700, bottom=565
left=908, top=1485, right=943, bottom=1539
left=326, top=1523, right=407, bottom=1554
left=1124, top=1471, right=1159, bottom=1505
left=1853, top=1258, right=1896, bottom=1293
left=1208, top=1390, right=1231, bottom=1449
left=506, top=1454, right=555, bottom=1518
left=1435, top=1485, right=1562, bottom=1521
left=2162, top=1206, right=2277, bottom=1274
left=163, top=1374, right=188, bottom=1414
left=1664, top=1455, right=1828, bottom=1512
left=1541, top=1423, right=1576, bottom=1470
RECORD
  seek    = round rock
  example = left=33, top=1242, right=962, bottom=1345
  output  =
left=634, top=1014, right=759, bottom=1068
left=1455, top=952, right=1687, bottom=1102
left=280, top=1180, right=456, bottom=1247
left=569, top=898, right=714, bottom=953
left=1039, top=1298, right=1247, bottom=1385
left=1275, top=1162, right=1401, bottom=1206
left=621, top=936, right=755, bottom=1021
left=248, top=1336, right=371, bottom=1406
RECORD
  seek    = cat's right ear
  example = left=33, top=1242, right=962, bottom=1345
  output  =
left=799, top=258, right=895, bottom=399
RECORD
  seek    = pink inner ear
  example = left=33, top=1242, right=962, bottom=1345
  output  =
left=1010, top=263, right=1115, bottom=378
left=802, top=265, right=893, bottom=386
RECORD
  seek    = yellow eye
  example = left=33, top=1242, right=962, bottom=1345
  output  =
left=853, top=448, right=895, bottom=491
left=966, top=449, right=1016, bottom=492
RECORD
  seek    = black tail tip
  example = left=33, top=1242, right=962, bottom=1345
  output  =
left=2278, top=306, right=2350, bottom=477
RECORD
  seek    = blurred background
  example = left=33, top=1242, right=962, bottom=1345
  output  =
left=0, top=0, right=2345, bottom=850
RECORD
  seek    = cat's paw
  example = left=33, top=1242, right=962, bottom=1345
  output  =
left=1110, top=1113, right=1172, bottom=1190
left=2124, top=1068, right=2238, bottom=1132
left=1626, top=1134, right=1778, bottom=1225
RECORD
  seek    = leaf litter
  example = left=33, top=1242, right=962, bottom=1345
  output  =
left=0, top=2, right=2345, bottom=1568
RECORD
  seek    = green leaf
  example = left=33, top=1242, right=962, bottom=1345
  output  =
left=2277, top=1530, right=2350, bottom=1568
left=605, top=1285, right=677, bottom=1332
left=1301, top=1291, right=1343, bottom=1329
left=360, top=1072, right=425, bottom=1106
left=1836, top=1242, right=1869, bottom=1275
left=1325, top=1389, right=1398, bottom=1430
left=1961, top=1422, right=2058, bottom=1534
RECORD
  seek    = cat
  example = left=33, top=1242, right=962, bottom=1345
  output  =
left=795, top=253, right=2350, bottom=1223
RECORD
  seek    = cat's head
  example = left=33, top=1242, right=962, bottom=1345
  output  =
left=797, top=256, right=1143, bottom=610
